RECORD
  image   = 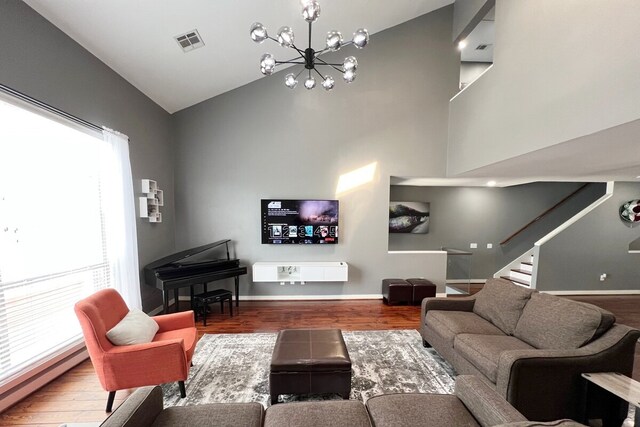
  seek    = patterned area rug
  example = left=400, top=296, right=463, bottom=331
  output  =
left=162, top=329, right=455, bottom=407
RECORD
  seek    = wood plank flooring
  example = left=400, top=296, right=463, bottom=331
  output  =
left=0, top=296, right=638, bottom=426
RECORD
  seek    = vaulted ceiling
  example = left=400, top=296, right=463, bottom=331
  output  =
left=25, top=0, right=453, bottom=113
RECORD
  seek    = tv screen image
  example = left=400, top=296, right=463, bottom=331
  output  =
left=261, top=199, right=339, bottom=244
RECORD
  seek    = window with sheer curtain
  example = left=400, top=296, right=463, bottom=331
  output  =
left=0, top=95, right=140, bottom=387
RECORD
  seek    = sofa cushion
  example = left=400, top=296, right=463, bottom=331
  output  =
left=454, top=334, right=535, bottom=383
left=152, top=402, right=263, bottom=427
left=576, top=302, right=616, bottom=341
left=514, top=293, right=605, bottom=350
left=366, top=393, right=480, bottom=427
left=473, top=278, right=533, bottom=335
left=264, top=401, right=371, bottom=427
left=426, top=311, right=505, bottom=347
left=496, top=421, right=586, bottom=427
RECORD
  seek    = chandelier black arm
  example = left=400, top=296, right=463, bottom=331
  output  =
left=276, top=61, right=306, bottom=65
left=315, top=57, right=344, bottom=73
left=266, top=36, right=306, bottom=61
left=316, top=40, right=355, bottom=57
left=288, top=44, right=307, bottom=59
left=312, top=67, right=326, bottom=80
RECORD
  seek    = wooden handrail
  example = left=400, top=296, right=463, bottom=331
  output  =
left=500, top=183, right=590, bottom=245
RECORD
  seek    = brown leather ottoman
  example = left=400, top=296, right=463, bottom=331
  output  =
left=382, top=278, right=412, bottom=305
left=406, top=278, right=437, bottom=305
left=270, top=329, right=352, bottom=405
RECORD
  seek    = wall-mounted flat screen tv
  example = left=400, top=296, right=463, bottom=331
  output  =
left=261, top=199, right=339, bottom=244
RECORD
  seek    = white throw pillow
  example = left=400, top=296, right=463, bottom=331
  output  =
left=106, top=308, right=159, bottom=346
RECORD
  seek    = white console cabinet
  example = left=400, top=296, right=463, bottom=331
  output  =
left=252, top=262, right=348, bottom=284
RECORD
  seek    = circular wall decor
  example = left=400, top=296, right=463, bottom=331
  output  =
left=619, top=199, right=640, bottom=223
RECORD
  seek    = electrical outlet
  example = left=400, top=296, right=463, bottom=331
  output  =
left=599, top=273, right=607, bottom=281
left=470, top=243, right=478, bottom=249
left=487, top=243, right=493, bottom=249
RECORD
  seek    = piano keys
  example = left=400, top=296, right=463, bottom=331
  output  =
left=144, top=239, right=247, bottom=314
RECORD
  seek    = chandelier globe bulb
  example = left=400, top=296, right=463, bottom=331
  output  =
left=352, top=28, right=369, bottom=49
left=302, top=1, right=321, bottom=23
left=325, top=31, right=343, bottom=51
left=304, top=76, right=317, bottom=90
left=277, top=26, right=295, bottom=47
left=259, top=53, right=276, bottom=75
left=250, top=22, right=268, bottom=43
left=322, top=75, right=335, bottom=91
left=285, top=73, right=298, bottom=89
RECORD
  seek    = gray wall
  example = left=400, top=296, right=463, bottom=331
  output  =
left=448, top=0, right=640, bottom=176
left=536, top=182, right=640, bottom=292
left=389, top=182, right=606, bottom=278
left=0, top=1, right=175, bottom=311
left=460, top=62, right=491, bottom=90
left=452, top=0, right=495, bottom=43
left=173, top=7, right=459, bottom=296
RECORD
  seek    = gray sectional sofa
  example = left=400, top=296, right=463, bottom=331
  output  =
left=100, top=376, right=585, bottom=427
left=421, top=278, right=640, bottom=423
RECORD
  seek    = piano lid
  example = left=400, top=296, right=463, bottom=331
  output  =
left=144, top=239, right=231, bottom=271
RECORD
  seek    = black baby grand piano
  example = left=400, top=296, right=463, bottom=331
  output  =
left=144, top=239, right=247, bottom=314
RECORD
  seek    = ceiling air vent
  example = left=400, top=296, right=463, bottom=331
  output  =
left=475, top=44, right=490, bottom=50
left=175, top=29, right=205, bottom=52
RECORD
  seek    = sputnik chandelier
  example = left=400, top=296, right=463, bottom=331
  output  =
left=249, top=0, right=370, bottom=91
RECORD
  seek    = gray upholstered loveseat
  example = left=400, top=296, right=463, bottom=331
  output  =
left=421, top=278, right=640, bottom=423
left=100, top=376, right=585, bottom=427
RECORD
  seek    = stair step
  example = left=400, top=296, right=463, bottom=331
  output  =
left=501, top=275, right=531, bottom=287
left=511, top=269, right=532, bottom=276
left=519, top=262, right=533, bottom=273
left=521, top=261, right=533, bottom=266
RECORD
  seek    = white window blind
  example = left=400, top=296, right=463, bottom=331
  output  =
left=0, top=97, right=112, bottom=385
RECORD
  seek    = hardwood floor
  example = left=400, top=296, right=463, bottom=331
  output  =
left=0, top=296, right=638, bottom=426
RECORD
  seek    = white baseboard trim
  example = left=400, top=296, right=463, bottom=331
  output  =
left=150, top=294, right=453, bottom=308
left=542, top=290, right=640, bottom=295
left=446, top=279, right=486, bottom=284
left=238, top=294, right=384, bottom=301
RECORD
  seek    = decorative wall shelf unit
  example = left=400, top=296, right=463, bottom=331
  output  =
left=252, top=262, right=348, bottom=284
left=139, top=179, right=163, bottom=223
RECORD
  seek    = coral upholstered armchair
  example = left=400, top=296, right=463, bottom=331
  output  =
left=74, top=289, right=197, bottom=412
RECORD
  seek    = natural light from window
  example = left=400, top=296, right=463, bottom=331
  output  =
left=0, top=97, right=110, bottom=386
left=335, top=162, right=377, bottom=196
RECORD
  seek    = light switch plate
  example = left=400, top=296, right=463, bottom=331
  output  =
left=487, top=243, right=493, bottom=249
left=470, top=243, right=478, bottom=249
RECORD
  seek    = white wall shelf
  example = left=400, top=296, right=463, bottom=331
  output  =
left=252, top=262, right=348, bottom=284
left=139, top=179, right=163, bottom=223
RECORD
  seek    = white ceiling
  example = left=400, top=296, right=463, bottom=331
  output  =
left=461, top=7, right=494, bottom=63
left=24, top=0, right=453, bottom=113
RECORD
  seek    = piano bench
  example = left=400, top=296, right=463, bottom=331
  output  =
left=193, top=289, right=233, bottom=326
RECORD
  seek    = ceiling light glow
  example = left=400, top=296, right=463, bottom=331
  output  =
left=487, top=180, right=497, bottom=187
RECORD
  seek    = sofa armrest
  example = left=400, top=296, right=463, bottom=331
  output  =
left=101, top=386, right=163, bottom=427
left=456, top=375, right=527, bottom=427
left=495, top=324, right=640, bottom=421
left=153, top=310, right=195, bottom=332
left=420, top=296, right=476, bottom=327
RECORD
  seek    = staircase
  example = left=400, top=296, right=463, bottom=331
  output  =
left=501, top=255, right=533, bottom=288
